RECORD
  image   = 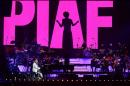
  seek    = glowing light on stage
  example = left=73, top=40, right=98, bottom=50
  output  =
left=50, top=0, right=83, bottom=48
left=4, top=1, right=35, bottom=45
left=37, top=1, right=49, bottom=46
left=87, top=1, right=113, bottom=49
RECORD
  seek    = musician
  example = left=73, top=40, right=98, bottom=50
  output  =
left=91, top=57, right=96, bottom=72
left=101, top=56, right=109, bottom=72
left=114, top=57, right=123, bottom=73
left=59, top=57, right=65, bottom=65
left=32, top=58, right=43, bottom=79
left=91, top=55, right=101, bottom=72
left=45, top=55, right=52, bottom=64
left=121, top=55, right=129, bottom=72
left=83, top=48, right=92, bottom=58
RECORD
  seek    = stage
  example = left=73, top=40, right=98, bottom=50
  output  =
left=1, top=0, right=130, bottom=85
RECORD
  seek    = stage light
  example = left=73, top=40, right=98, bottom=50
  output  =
left=71, top=80, right=73, bottom=82
left=85, top=80, right=87, bottom=82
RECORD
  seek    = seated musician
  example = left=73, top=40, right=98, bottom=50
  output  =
left=32, top=58, right=43, bottom=79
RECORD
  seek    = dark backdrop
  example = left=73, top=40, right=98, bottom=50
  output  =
left=0, top=0, right=130, bottom=48
left=0, top=0, right=130, bottom=77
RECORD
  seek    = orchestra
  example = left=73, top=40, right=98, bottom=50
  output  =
left=6, top=41, right=130, bottom=80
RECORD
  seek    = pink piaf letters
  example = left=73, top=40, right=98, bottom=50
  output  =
left=4, top=1, right=35, bottom=45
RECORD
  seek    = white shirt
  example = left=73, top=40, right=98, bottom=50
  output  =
left=32, top=62, right=40, bottom=73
